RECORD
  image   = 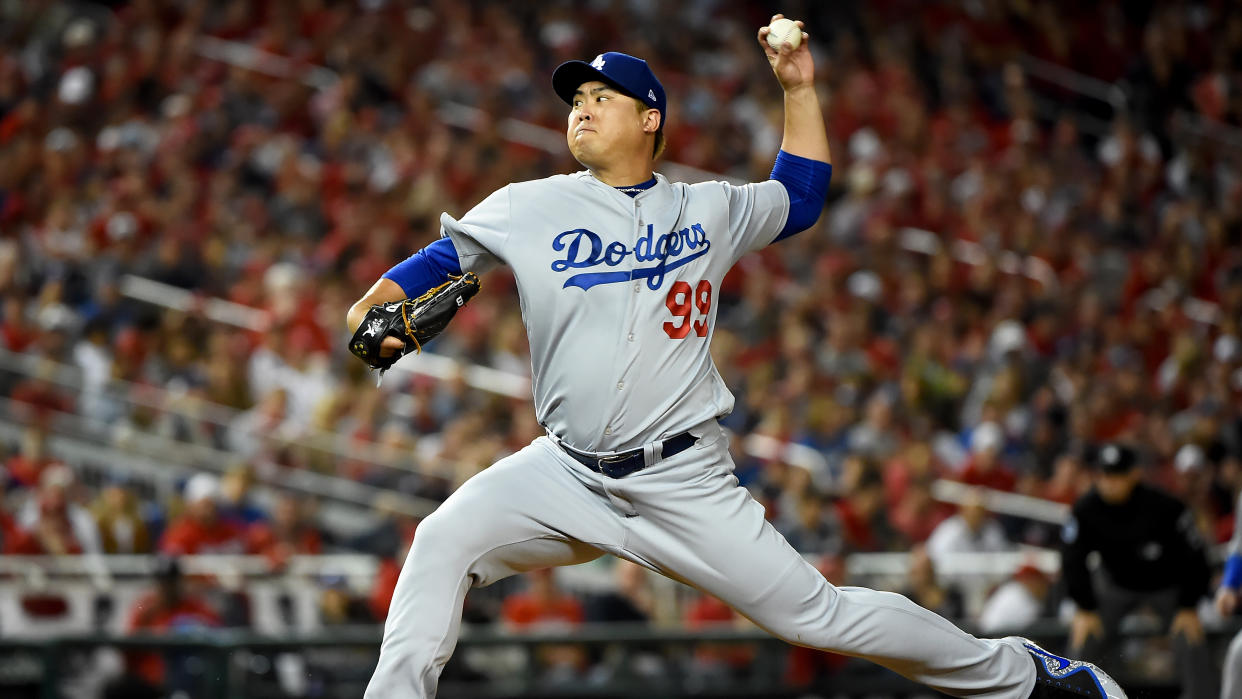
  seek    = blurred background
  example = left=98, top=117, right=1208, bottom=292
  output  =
left=1, top=0, right=1240, bottom=697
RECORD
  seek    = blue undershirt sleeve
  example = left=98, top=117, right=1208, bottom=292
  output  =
left=1224, top=553, right=1242, bottom=590
left=381, top=237, right=464, bottom=298
left=769, top=150, right=832, bottom=242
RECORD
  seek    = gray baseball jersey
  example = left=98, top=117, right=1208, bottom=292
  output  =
left=441, top=171, right=787, bottom=452
left=364, top=170, right=1040, bottom=698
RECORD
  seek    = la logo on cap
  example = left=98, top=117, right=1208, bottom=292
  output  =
left=648, top=89, right=656, bottom=101
left=591, top=55, right=606, bottom=69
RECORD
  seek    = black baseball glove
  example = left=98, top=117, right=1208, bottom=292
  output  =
left=349, top=273, right=481, bottom=373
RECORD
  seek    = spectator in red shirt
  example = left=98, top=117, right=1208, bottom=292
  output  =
left=0, top=294, right=38, bottom=352
left=501, top=568, right=587, bottom=682
left=9, top=360, right=74, bottom=426
left=684, top=591, right=737, bottom=629
left=4, top=425, right=54, bottom=489
left=246, top=492, right=322, bottom=568
left=785, top=555, right=851, bottom=686
left=834, top=463, right=896, bottom=552
left=369, top=554, right=403, bottom=623
left=890, top=479, right=953, bottom=544
left=159, top=473, right=246, bottom=555
left=110, top=556, right=222, bottom=699
left=368, top=520, right=421, bottom=623
left=1042, top=452, right=1090, bottom=505
left=501, top=567, right=584, bottom=630
left=959, top=422, right=1018, bottom=492
left=684, top=591, right=756, bottom=682
left=10, top=464, right=101, bottom=554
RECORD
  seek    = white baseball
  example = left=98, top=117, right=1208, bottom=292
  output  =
left=766, top=17, right=802, bottom=51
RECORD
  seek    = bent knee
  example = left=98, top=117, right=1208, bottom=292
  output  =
left=410, top=509, right=453, bottom=549
left=406, top=510, right=569, bottom=588
left=406, top=509, right=484, bottom=567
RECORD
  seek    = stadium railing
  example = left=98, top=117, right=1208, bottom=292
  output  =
left=0, top=618, right=1230, bottom=698
left=0, top=347, right=439, bottom=527
left=0, top=548, right=1076, bottom=656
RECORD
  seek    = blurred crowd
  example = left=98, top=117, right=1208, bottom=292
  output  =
left=1, top=0, right=1242, bottom=670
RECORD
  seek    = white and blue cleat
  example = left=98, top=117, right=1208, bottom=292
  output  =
left=1020, top=639, right=1128, bottom=699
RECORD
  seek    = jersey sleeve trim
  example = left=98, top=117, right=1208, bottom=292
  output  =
left=381, top=237, right=463, bottom=298
left=770, top=150, right=831, bottom=242
left=1224, top=554, right=1242, bottom=590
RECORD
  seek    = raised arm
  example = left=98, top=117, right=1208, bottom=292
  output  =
left=758, top=14, right=830, bottom=164
left=756, top=15, right=832, bottom=242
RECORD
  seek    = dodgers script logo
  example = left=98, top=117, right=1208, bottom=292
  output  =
left=550, top=223, right=711, bottom=290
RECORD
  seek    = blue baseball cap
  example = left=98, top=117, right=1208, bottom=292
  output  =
left=552, top=52, right=666, bottom=130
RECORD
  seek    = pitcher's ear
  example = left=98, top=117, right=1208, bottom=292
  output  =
left=644, top=109, right=661, bottom=132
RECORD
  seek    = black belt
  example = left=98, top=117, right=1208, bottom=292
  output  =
left=558, top=431, right=698, bottom=478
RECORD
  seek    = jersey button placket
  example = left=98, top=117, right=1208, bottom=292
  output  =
left=612, top=199, right=643, bottom=438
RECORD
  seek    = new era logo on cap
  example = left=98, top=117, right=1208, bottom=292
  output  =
left=552, top=51, right=667, bottom=130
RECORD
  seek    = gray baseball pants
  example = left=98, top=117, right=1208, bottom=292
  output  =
left=364, top=420, right=1036, bottom=698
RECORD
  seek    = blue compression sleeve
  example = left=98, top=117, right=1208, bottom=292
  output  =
left=770, top=150, right=832, bottom=242
left=381, top=237, right=463, bottom=297
left=1224, top=553, right=1242, bottom=590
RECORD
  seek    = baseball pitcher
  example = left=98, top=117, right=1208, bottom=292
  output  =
left=348, top=16, right=1125, bottom=699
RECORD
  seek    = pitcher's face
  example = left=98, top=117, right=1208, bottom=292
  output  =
left=567, top=81, right=657, bottom=168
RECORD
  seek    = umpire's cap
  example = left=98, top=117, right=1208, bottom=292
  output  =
left=552, top=52, right=666, bottom=130
left=1090, top=443, right=1138, bottom=474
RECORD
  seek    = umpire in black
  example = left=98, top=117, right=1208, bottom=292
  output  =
left=1061, top=443, right=1215, bottom=698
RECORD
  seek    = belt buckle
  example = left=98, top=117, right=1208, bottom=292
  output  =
left=597, top=453, right=630, bottom=468
left=596, top=452, right=632, bottom=477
